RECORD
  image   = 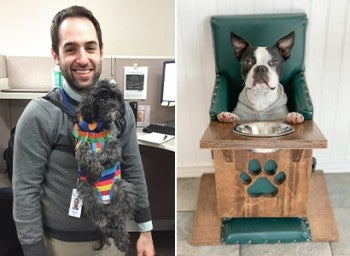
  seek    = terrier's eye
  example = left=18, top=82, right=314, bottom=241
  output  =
left=243, top=59, right=253, bottom=66
left=268, top=59, right=279, bottom=66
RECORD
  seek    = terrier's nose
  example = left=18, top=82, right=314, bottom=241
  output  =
left=255, top=65, right=268, bottom=74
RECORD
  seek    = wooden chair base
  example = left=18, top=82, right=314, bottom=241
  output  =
left=190, top=171, right=338, bottom=245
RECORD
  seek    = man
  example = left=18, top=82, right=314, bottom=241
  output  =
left=73, top=198, right=80, bottom=210
left=13, top=6, right=155, bottom=256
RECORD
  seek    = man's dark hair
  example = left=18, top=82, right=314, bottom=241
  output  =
left=50, top=5, right=103, bottom=54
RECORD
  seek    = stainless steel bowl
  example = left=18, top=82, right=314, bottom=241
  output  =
left=233, top=121, right=294, bottom=137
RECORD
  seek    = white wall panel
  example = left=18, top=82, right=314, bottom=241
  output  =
left=0, top=0, right=174, bottom=56
left=330, top=2, right=350, bottom=160
left=177, top=0, right=350, bottom=176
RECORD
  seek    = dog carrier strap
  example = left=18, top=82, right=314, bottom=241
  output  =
left=42, top=90, right=76, bottom=153
left=42, top=95, right=76, bottom=121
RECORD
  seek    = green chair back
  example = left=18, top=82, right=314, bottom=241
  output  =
left=210, top=13, right=312, bottom=119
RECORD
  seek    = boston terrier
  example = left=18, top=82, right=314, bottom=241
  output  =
left=217, top=31, right=304, bottom=124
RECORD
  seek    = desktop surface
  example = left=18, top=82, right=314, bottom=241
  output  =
left=137, top=128, right=175, bottom=152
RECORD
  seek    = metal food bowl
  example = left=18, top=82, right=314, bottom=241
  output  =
left=233, top=121, right=294, bottom=137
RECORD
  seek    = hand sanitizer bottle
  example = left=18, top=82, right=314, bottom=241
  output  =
left=52, top=65, right=62, bottom=88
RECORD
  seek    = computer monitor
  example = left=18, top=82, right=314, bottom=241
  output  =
left=161, top=60, right=175, bottom=107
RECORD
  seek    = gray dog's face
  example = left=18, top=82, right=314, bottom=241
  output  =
left=231, top=31, right=295, bottom=90
left=79, top=79, right=125, bottom=124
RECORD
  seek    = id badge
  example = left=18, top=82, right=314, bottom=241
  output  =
left=68, top=189, right=83, bottom=218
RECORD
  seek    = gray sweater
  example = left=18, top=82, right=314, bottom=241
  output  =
left=233, top=84, right=289, bottom=121
left=13, top=87, right=151, bottom=255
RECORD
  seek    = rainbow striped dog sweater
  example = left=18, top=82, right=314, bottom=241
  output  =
left=73, top=120, right=121, bottom=204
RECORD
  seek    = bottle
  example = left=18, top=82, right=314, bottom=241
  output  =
left=52, top=65, right=62, bottom=88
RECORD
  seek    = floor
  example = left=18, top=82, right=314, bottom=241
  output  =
left=177, top=173, right=350, bottom=256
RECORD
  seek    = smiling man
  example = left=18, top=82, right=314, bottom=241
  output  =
left=13, top=6, right=154, bottom=256
left=51, top=15, right=102, bottom=91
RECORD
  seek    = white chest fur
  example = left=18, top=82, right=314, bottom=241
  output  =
left=245, top=85, right=280, bottom=112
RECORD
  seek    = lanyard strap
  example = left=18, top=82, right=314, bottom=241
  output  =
left=59, top=87, right=75, bottom=117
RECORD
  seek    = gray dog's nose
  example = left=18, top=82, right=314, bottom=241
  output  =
left=255, top=65, right=268, bottom=74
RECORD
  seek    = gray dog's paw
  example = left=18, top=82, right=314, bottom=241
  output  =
left=217, top=112, right=240, bottom=123
left=286, top=112, right=304, bottom=124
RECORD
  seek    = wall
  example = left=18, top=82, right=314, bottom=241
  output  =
left=177, top=0, right=350, bottom=176
left=0, top=0, right=174, bottom=57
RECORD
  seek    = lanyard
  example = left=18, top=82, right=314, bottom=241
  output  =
left=59, top=87, right=75, bottom=117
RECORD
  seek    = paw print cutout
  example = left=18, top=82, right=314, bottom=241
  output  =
left=239, top=159, right=286, bottom=197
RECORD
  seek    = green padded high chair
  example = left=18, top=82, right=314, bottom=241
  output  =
left=209, top=13, right=313, bottom=121
left=195, top=13, right=338, bottom=246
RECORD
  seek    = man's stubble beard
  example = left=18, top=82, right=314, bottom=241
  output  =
left=59, top=61, right=102, bottom=92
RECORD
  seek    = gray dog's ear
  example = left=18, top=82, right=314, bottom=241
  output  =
left=275, top=31, right=295, bottom=60
left=231, top=32, right=250, bottom=60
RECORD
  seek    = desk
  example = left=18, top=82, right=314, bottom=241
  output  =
left=136, top=128, right=175, bottom=152
left=135, top=129, right=175, bottom=231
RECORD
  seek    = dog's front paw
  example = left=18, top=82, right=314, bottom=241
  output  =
left=286, top=112, right=304, bottom=124
left=217, top=112, right=240, bottom=123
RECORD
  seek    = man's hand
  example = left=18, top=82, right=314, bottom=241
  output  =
left=136, top=231, right=155, bottom=256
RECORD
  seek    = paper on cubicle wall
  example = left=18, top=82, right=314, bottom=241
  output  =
left=137, top=105, right=150, bottom=127
left=124, top=66, right=148, bottom=100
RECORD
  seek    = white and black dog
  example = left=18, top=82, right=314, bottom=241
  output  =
left=217, top=31, right=304, bottom=124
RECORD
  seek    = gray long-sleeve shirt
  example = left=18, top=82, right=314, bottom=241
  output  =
left=13, top=86, right=151, bottom=255
left=233, top=84, right=289, bottom=121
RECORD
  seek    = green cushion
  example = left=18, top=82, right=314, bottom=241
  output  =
left=209, top=13, right=313, bottom=120
left=221, top=217, right=312, bottom=244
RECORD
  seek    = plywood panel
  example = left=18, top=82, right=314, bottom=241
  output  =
left=214, top=149, right=313, bottom=217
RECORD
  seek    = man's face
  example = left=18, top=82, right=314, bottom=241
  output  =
left=51, top=17, right=103, bottom=92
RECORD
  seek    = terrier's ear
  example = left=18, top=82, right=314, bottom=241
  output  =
left=275, top=31, right=295, bottom=60
left=231, top=32, right=250, bottom=60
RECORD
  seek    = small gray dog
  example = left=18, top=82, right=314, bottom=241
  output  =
left=73, top=79, right=135, bottom=252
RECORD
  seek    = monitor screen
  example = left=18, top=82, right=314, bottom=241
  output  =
left=161, top=60, right=175, bottom=106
